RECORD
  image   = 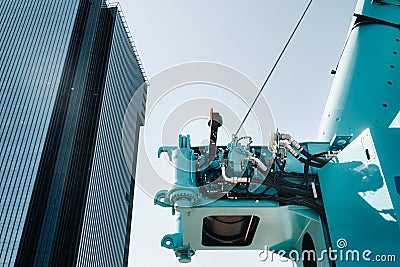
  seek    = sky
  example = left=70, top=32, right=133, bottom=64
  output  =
left=113, top=1, right=358, bottom=266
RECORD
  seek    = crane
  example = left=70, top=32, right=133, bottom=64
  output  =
left=154, top=0, right=400, bottom=266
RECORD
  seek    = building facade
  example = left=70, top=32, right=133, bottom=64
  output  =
left=0, top=1, right=146, bottom=266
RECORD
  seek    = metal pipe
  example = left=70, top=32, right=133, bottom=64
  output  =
left=220, top=165, right=248, bottom=183
left=242, top=157, right=269, bottom=174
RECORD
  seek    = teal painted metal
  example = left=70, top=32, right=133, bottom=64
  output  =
left=155, top=133, right=332, bottom=265
left=319, top=0, right=400, bottom=141
left=317, top=1, right=400, bottom=266
left=319, top=128, right=400, bottom=266
left=155, top=0, right=400, bottom=266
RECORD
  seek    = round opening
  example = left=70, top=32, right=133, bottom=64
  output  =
left=337, top=139, right=347, bottom=146
left=383, top=103, right=388, bottom=108
left=390, top=65, right=395, bottom=69
left=302, top=233, right=317, bottom=267
left=388, top=81, right=393, bottom=85
left=396, top=38, right=400, bottom=42
left=394, top=51, right=398, bottom=55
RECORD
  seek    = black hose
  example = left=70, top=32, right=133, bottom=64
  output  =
left=298, top=148, right=328, bottom=165
left=297, top=156, right=324, bottom=168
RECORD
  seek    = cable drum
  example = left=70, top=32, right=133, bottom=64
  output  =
left=202, top=215, right=260, bottom=246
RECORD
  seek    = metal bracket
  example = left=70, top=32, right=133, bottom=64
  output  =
left=353, top=13, right=400, bottom=29
left=161, top=234, right=195, bottom=263
left=158, top=146, right=176, bottom=160
left=329, top=134, right=352, bottom=151
left=154, top=190, right=171, bottom=207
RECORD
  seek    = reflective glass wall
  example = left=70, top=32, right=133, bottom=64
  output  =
left=0, top=1, right=81, bottom=265
left=77, top=7, right=146, bottom=266
left=0, top=1, right=146, bottom=266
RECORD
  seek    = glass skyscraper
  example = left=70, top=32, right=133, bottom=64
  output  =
left=0, top=1, right=146, bottom=266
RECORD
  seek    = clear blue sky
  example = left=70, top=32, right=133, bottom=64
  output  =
left=115, top=0, right=358, bottom=266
